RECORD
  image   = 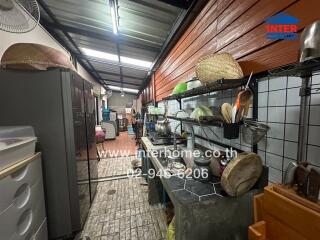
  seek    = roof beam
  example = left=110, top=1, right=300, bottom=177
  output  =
left=101, top=79, right=140, bottom=87
left=138, top=0, right=207, bottom=94
left=101, top=79, right=141, bottom=87
left=41, top=19, right=161, bottom=53
left=158, top=0, right=191, bottom=9
left=74, top=53, right=150, bottom=72
left=38, top=0, right=108, bottom=89
left=97, top=70, right=145, bottom=81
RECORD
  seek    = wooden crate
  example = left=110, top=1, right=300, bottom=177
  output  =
left=249, top=184, right=320, bottom=240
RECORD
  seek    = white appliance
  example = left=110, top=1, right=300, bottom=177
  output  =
left=101, top=121, right=117, bottom=140
left=0, top=126, right=47, bottom=240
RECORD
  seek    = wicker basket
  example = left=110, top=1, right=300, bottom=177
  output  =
left=1, top=43, right=76, bottom=71
left=196, top=52, right=244, bottom=83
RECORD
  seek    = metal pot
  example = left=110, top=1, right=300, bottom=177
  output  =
left=155, top=119, right=171, bottom=135
left=300, top=20, right=320, bottom=62
left=193, top=156, right=211, bottom=183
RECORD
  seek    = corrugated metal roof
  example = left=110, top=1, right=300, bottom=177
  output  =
left=39, top=0, right=182, bottom=93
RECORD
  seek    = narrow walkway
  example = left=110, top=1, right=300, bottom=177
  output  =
left=98, top=157, right=133, bottom=178
left=99, top=132, right=137, bottom=158
left=76, top=178, right=167, bottom=240
left=76, top=145, right=168, bottom=239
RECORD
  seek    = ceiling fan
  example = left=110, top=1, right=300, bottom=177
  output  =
left=0, top=0, right=40, bottom=33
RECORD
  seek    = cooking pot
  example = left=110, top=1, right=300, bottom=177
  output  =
left=300, top=20, right=320, bottom=62
left=155, top=119, right=171, bottom=135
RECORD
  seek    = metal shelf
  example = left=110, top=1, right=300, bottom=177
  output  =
left=268, top=57, right=320, bottom=77
left=166, top=115, right=223, bottom=127
left=163, top=78, right=248, bottom=101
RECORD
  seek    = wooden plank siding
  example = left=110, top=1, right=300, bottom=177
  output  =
left=154, top=0, right=320, bottom=102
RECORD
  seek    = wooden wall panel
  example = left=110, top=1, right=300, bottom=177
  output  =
left=155, top=0, right=218, bottom=80
left=154, top=0, right=320, bottom=102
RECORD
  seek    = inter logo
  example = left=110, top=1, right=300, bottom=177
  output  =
left=265, top=12, right=300, bottom=40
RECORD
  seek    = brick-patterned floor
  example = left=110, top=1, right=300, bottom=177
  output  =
left=98, top=132, right=137, bottom=158
left=75, top=157, right=167, bottom=240
left=98, top=157, right=133, bottom=178
left=75, top=178, right=167, bottom=240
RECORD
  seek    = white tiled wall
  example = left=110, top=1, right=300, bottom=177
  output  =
left=158, top=73, right=320, bottom=184
left=257, top=75, right=301, bottom=183
left=306, top=73, right=320, bottom=170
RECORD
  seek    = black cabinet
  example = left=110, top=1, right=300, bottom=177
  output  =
left=0, top=68, right=98, bottom=239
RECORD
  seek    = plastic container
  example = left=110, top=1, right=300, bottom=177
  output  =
left=0, top=126, right=35, bottom=138
left=0, top=137, right=37, bottom=171
left=223, top=122, right=240, bottom=139
left=102, top=108, right=110, bottom=121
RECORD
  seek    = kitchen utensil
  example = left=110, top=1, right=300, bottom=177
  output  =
left=210, top=156, right=222, bottom=177
left=221, top=152, right=263, bottom=197
left=155, top=119, right=171, bottom=135
left=242, top=71, right=253, bottom=118
left=242, top=120, right=269, bottom=145
left=196, top=52, right=244, bottom=83
left=221, top=103, right=232, bottom=123
left=295, top=164, right=310, bottom=197
left=300, top=20, right=320, bottom=62
left=231, top=105, right=237, bottom=123
left=243, top=101, right=250, bottom=119
left=284, top=161, right=298, bottom=186
left=193, top=156, right=211, bottom=183
left=172, top=82, right=187, bottom=95
left=245, top=71, right=253, bottom=90
left=175, top=110, right=189, bottom=119
left=307, top=168, right=320, bottom=203
left=190, top=105, right=213, bottom=121
left=235, top=90, right=252, bottom=122
left=186, top=77, right=202, bottom=90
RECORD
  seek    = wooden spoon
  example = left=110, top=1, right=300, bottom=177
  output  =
left=221, top=103, right=232, bottom=123
left=235, top=90, right=252, bottom=122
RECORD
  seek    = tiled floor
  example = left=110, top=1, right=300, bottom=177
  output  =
left=98, top=132, right=137, bottom=158
left=76, top=178, right=167, bottom=240
left=98, top=157, right=133, bottom=178
left=76, top=156, right=167, bottom=240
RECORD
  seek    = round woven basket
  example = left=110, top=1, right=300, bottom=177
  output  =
left=196, top=52, right=244, bottom=83
left=1, top=43, right=76, bottom=71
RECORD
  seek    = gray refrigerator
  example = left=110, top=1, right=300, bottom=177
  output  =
left=0, top=68, right=98, bottom=239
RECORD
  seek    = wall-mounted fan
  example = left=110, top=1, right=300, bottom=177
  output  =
left=0, top=0, right=40, bottom=33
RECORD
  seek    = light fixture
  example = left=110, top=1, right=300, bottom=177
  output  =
left=120, top=88, right=125, bottom=97
left=121, top=56, right=152, bottom=68
left=81, top=48, right=118, bottom=62
left=108, top=85, right=139, bottom=94
left=109, top=0, right=119, bottom=35
left=81, top=47, right=153, bottom=69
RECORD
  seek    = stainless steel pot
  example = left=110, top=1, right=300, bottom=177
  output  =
left=300, top=20, right=320, bottom=62
left=155, top=119, right=171, bottom=135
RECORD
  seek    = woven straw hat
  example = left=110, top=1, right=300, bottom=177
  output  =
left=196, top=52, right=244, bottom=83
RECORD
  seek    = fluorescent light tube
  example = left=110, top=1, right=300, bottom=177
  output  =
left=120, top=56, right=152, bottom=68
left=81, top=48, right=152, bottom=69
left=81, top=48, right=118, bottom=62
left=108, top=86, right=139, bottom=94
left=110, top=5, right=118, bottom=35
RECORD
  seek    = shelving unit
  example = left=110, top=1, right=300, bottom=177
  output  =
left=161, top=76, right=258, bottom=150
left=163, top=78, right=249, bottom=102
left=166, top=115, right=224, bottom=127
left=268, top=57, right=320, bottom=77
left=268, top=57, right=320, bottom=163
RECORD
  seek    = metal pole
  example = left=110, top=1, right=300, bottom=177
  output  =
left=297, top=76, right=311, bottom=163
